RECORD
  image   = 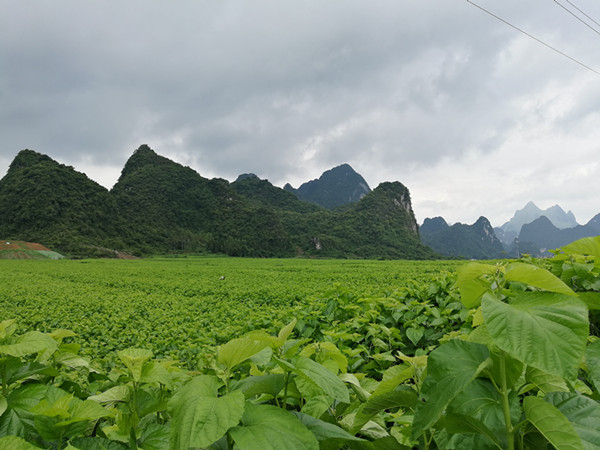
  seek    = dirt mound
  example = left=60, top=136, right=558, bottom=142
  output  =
left=0, top=241, right=52, bottom=251
left=0, top=241, right=64, bottom=260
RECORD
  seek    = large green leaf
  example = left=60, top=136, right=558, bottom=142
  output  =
left=545, top=392, right=600, bottom=449
left=117, top=348, right=153, bottom=382
left=585, top=340, right=600, bottom=392
left=562, top=236, right=600, bottom=258
left=69, top=436, right=129, bottom=449
left=217, top=335, right=271, bottom=372
left=523, top=396, right=584, bottom=450
left=288, top=356, right=350, bottom=403
left=442, top=414, right=503, bottom=449
left=482, top=292, right=588, bottom=380
left=229, top=403, right=319, bottom=450
left=168, top=375, right=245, bottom=449
left=0, top=436, right=41, bottom=449
left=352, top=387, right=417, bottom=434
left=0, top=331, right=57, bottom=357
left=578, top=293, right=600, bottom=310
left=292, top=411, right=364, bottom=442
left=411, top=340, right=490, bottom=439
left=525, top=366, right=569, bottom=394
left=372, top=364, right=414, bottom=398
left=230, top=374, right=286, bottom=399
left=455, top=263, right=497, bottom=308
left=505, top=262, right=576, bottom=296
left=0, top=357, right=54, bottom=386
left=446, top=378, right=520, bottom=449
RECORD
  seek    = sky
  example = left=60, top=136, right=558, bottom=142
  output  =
left=1, top=1, right=599, bottom=228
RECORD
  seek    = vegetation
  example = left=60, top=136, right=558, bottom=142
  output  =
left=0, top=146, right=437, bottom=259
left=1, top=236, right=599, bottom=448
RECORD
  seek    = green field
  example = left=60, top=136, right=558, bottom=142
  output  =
left=1, top=243, right=599, bottom=449
left=0, top=257, right=462, bottom=366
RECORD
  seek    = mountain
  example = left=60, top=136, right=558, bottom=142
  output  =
left=516, top=214, right=600, bottom=256
left=495, top=201, right=578, bottom=246
left=0, top=149, right=126, bottom=257
left=284, top=163, right=371, bottom=209
left=232, top=173, right=322, bottom=214
left=420, top=216, right=505, bottom=259
left=111, top=145, right=291, bottom=257
left=0, top=146, right=437, bottom=259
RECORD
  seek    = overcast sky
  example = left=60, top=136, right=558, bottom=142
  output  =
left=2, top=1, right=599, bottom=227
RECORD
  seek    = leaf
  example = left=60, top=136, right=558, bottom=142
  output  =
left=0, top=395, right=6, bottom=416
left=229, top=403, right=319, bottom=450
left=578, top=293, right=600, bottom=310
left=505, top=262, right=576, bottom=296
left=140, top=361, right=173, bottom=388
left=488, top=350, right=524, bottom=390
left=88, top=385, right=130, bottom=403
left=525, top=366, right=569, bottom=394
left=139, top=422, right=170, bottom=450
left=443, top=413, right=503, bottom=449
left=168, top=375, right=245, bottom=449
left=411, top=340, right=490, bottom=439
left=585, top=340, right=600, bottom=392
left=482, top=292, right=588, bottom=380
left=7, top=383, right=47, bottom=410
left=545, top=391, right=600, bottom=449
left=405, top=328, right=423, bottom=346
left=446, top=379, right=520, bottom=449
left=455, top=263, right=497, bottom=308
left=217, top=335, right=271, bottom=371
left=289, top=356, right=350, bottom=403
left=277, top=319, right=297, bottom=346
left=292, top=411, right=364, bottom=442
left=0, top=436, right=41, bottom=449
left=523, top=396, right=584, bottom=450
left=56, top=400, right=110, bottom=426
left=69, top=437, right=129, bottom=449
left=352, top=388, right=417, bottom=434
left=0, top=319, right=17, bottom=340
left=372, top=364, right=414, bottom=397
left=0, top=331, right=58, bottom=357
left=230, top=374, right=286, bottom=399
left=117, top=348, right=153, bottom=382
left=562, top=236, right=600, bottom=258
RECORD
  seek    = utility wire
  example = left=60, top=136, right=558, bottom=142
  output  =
left=466, top=0, right=600, bottom=76
left=554, top=0, right=600, bottom=36
left=564, top=0, right=600, bottom=29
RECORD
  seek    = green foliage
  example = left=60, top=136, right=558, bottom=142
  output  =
left=1, top=238, right=600, bottom=448
left=0, top=146, right=437, bottom=259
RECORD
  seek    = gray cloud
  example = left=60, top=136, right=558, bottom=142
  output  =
left=1, top=0, right=600, bottom=225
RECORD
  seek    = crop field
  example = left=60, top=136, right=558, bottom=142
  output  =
left=1, top=241, right=600, bottom=449
left=0, top=257, right=461, bottom=367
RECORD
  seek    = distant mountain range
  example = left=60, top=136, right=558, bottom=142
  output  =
left=420, top=216, right=505, bottom=259
left=0, top=146, right=437, bottom=259
left=494, top=201, right=578, bottom=246
left=421, top=201, right=600, bottom=259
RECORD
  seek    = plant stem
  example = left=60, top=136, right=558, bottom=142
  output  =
left=499, top=353, right=514, bottom=450
left=282, top=371, right=290, bottom=410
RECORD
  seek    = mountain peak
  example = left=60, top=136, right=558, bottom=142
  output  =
left=286, top=163, right=371, bottom=209
left=9, top=149, right=55, bottom=171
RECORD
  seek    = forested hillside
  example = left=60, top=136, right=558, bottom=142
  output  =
left=0, top=146, right=438, bottom=259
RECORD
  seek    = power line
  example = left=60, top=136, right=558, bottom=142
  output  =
left=466, top=0, right=600, bottom=77
left=564, top=0, right=600, bottom=29
left=554, top=0, right=600, bottom=37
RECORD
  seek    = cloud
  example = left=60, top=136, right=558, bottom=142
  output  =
left=1, top=0, right=599, bottom=226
